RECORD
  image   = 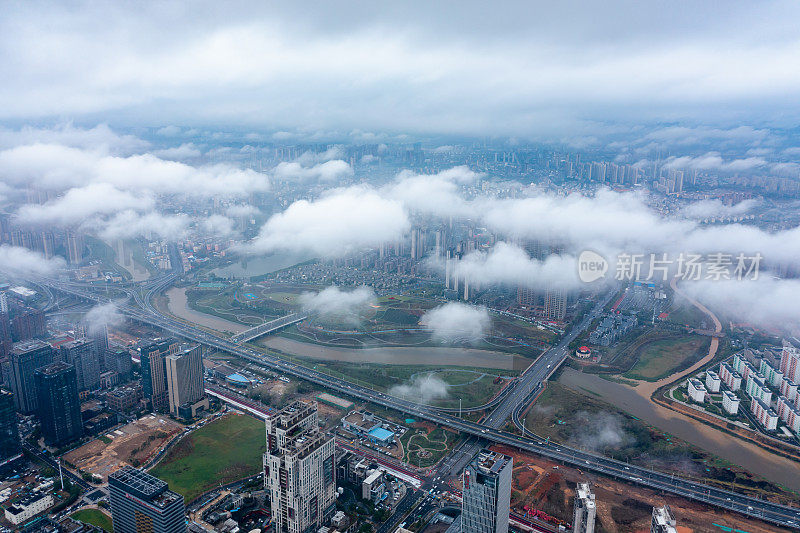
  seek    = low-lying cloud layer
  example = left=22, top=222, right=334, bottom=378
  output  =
left=420, top=302, right=491, bottom=343
left=299, top=286, right=378, bottom=326
left=389, top=374, right=449, bottom=404
left=0, top=245, right=65, bottom=276
left=246, top=187, right=409, bottom=256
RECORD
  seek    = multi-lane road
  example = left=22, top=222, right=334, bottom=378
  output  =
left=36, top=277, right=800, bottom=528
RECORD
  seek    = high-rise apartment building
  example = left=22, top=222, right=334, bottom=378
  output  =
left=65, top=229, right=84, bottom=264
left=0, top=292, right=12, bottom=359
left=264, top=401, right=336, bottom=533
left=1, top=340, right=54, bottom=414
left=461, top=449, right=513, bottom=533
left=34, top=361, right=83, bottom=447
left=544, top=287, right=567, bottom=321
left=651, top=505, right=678, bottom=533
left=140, top=339, right=179, bottom=413
left=0, top=390, right=21, bottom=467
left=165, top=344, right=207, bottom=417
left=10, top=307, right=46, bottom=341
left=106, top=348, right=133, bottom=380
left=780, top=346, right=800, bottom=383
left=109, top=466, right=186, bottom=533
left=572, top=482, right=596, bottom=533
left=60, top=338, right=100, bottom=391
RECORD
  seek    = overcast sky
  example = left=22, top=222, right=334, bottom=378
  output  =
left=2, top=1, right=800, bottom=139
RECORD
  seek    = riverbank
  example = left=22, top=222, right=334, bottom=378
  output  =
left=165, top=287, right=248, bottom=334
left=262, top=336, right=530, bottom=371
left=559, top=368, right=800, bottom=493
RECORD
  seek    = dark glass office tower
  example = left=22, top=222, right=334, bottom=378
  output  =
left=0, top=390, right=21, bottom=466
left=34, top=361, right=83, bottom=447
left=1, top=340, right=54, bottom=414
left=109, top=466, right=186, bottom=533
left=139, top=338, right=179, bottom=413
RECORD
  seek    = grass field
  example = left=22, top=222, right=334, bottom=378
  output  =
left=401, top=426, right=459, bottom=468
left=306, top=361, right=515, bottom=408
left=624, top=335, right=709, bottom=381
left=71, top=509, right=113, bottom=532
left=149, top=414, right=265, bottom=503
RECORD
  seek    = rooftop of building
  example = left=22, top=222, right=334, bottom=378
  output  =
left=473, top=449, right=512, bottom=475
left=268, top=400, right=316, bottom=430
left=11, top=339, right=51, bottom=354
left=34, top=360, right=74, bottom=376
left=367, top=427, right=394, bottom=441
left=110, top=466, right=168, bottom=498
left=59, top=338, right=92, bottom=350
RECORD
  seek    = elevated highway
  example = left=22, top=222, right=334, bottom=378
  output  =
left=33, top=277, right=800, bottom=528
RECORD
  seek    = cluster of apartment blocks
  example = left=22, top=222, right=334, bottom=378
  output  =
left=697, top=348, right=800, bottom=434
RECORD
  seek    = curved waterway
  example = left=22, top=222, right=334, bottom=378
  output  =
left=560, top=368, right=800, bottom=492
left=261, top=336, right=528, bottom=370
left=165, top=287, right=248, bottom=334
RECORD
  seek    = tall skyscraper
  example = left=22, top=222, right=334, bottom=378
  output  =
left=106, top=348, right=133, bottom=380
left=651, top=505, right=678, bottom=533
left=60, top=338, right=100, bottom=391
left=0, top=292, right=12, bottom=360
left=461, top=449, right=513, bottom=533
left=544, top=287, right=567, bottom=321
left=780, top=346, right=800, bottom=383
left=35, top=361, right=83, bottom=447
left=10, top=307, right=46, bottom=341
left=572, top=482, right=596, bottom=533
left=139, top=339, right=179, bottom=413
left=264, top=401, right=336, bottom=533
left=65, top=229, right=84, bottom=264
left=165, top=344, right=206, bottom=417
left=0, top=390, right=22, bottom=467
left=1, top=340, right=54, bottom=414
left=109, top=466, right=186, bottom=533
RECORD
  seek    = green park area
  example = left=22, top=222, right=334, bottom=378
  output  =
left=400, top=426, right=459, bottom=468
left=307, top=362, right=515, bottom=408
left=71, top=509, right=113, bottom=532
left=149, top=413, right=266, bottom=503
left=624, top=334, right=709, bottom=381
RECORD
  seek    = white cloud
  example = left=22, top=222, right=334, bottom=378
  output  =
left=681, top=198, right=758, bottom=219
left=419, top=302, right=491, bottom=343
left=83, top=302, right=123, bottom=333
left=153, top=143, right=202, bottom=160
left=199, top=214, right=237, bottom=237
left=97, top=210, right=191, bottom=240
left=16, top=183, right=154, bottom=225
left=383, top=166, right=482, bottom=217
left=451, top=242, right=581, bottom=290
left=0, top=245, right=65, bottom=276
left=246, top=186, right=409, bottom=256
left=389, top=374, right=449, bottom=404
left=0, top=123, right=148, bottom=154
left=683, top=278, right=800, bottom=334
left=299, top=285, right=377, bottom=326
left=0, top=143, right=269, bottom=197
left=273, top=160, right=353, bottom=182
left=3, top=3, right=800, bottom=135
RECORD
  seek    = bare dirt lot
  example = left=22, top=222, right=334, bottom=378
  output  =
left=490, top=444, right=792, bottom=533
left=64, top=415, right=183, bottom=480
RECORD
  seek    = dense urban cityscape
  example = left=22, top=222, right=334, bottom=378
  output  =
left=2, top=2, right=800, bottom=533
